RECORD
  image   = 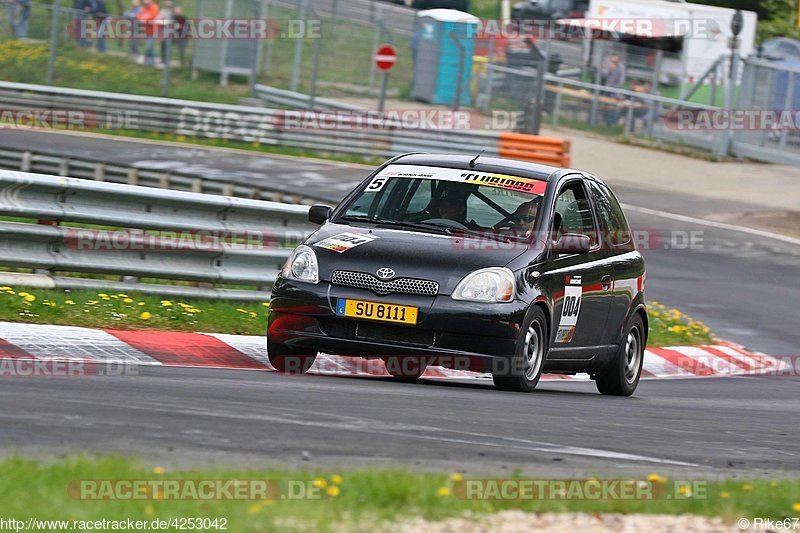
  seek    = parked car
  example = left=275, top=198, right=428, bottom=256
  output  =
left=512, top=0, right=587, bottom=19
left=267, top=154, right=647, bottom=395
left=758, top=37, right=800, bottom=62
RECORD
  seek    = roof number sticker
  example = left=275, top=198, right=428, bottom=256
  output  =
left=313, top=232, right=377, bottom=253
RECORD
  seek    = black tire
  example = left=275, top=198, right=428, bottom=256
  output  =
left=382, top=356, right=428, bottom=380
left=595, top=314, right=645, bottom=396
left=267, top=339, right=317, bottom=374
left=492, top=306, right=548, bottom=392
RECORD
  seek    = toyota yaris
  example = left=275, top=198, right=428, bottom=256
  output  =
left=267, top=154, right=647, bottom=395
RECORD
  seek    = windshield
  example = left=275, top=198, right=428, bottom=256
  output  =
left=337, top=164, right=547, bottom=240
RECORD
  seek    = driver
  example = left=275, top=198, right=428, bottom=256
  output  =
left=438, top=192, right=477, bottom=229
left=512, top=198, right=540, bottom=238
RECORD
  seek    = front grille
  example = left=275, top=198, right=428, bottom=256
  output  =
left=318, top=318, right=436, bottom=347
left=330, top=270, right=438, bottom=296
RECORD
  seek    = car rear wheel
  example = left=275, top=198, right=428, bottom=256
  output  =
left=493, top=307, right=547, bottom=392
left=382, top=356, right=428, bottom=379
left=267, top=339, right=317, bottom=374
left=595, top=314, right=644, bottom=396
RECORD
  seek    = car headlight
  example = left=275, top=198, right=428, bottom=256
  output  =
left=281, top=245, right=319, bottom=284
left=452, top=267, right=516, bottom=302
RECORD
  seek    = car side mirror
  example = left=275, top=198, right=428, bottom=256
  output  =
left=308, top=204, right=332, bottom=225
left=553, top=233, right=591, bottom=254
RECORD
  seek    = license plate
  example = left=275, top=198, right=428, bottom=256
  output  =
left=335, top=298, right=418, bottom=325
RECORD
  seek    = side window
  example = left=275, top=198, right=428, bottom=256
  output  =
left=589, top=181, right=632, bottom=248
left=553, top=181, right=598, bottom=246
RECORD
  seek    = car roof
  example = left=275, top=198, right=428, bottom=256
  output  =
left=389, top=153, right=564, bottom=181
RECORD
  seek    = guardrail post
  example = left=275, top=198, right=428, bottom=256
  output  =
left=93, top=163, right=106, bottom=181
left=21, top=152, right=32, bottom=172
left=552, top=81, right=562, bottom=127
left=222, top=184, right=235, bottom=196
left=127, top=168, right=139, bottom=185
left=58, top=158, right=70, bottom=176
left=160, top=174, right=171, bottom=188
left=192, top=178, right=203, bottom=193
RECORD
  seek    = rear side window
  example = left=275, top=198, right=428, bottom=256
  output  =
left=589, top=181, right=632, bottom=248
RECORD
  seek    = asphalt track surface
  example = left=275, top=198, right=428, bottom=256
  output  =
left=1, top=130, right=798, bottom=475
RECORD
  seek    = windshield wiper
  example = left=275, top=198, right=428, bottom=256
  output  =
left=338, top=215, right=452, bottom=234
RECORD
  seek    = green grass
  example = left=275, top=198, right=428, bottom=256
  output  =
left=0, top=286, right=714, bottom=347
left=0, top=287, right=269, bottom=335
left=0, top=456, right=798, bottom=532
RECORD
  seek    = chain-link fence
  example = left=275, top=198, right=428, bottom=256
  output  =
left=731, top=58, right=800, bottom=166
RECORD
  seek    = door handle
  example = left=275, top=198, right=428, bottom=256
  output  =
left=601, top=275, right=613, bottom=291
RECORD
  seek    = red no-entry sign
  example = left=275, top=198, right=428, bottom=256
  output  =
left=374, top=44, right=397, bottom=72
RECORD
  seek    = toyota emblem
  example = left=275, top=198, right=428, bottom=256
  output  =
left=376, top=268, right=395, bottom=280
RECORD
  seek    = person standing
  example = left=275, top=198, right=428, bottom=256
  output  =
left=171, top=5, right=187, bottom=68
left=123, top=0, right=141, bottom=57
left=6, top=0, right=31, bottom=39
left=157, top=0, right=173, bottom=66
left=85, top=0, right=108, bottom=52
left=136, top=0, right=159, bottom=65
left=599, top=52, right=626, bottom=125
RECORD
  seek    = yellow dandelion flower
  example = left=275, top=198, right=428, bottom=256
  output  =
left=742, top=484, right=753, bottom=492
left=118, top=294, right=129, bottom=298
left=65, top=300, right=75, bottom=304
left=160, top=300, right=173, bottom=307
left=326, top=486, right=341, bottom=497
left=140, top=312, right=152, bottom=320
left=450, top=473, right=463, bottom=482
left=793, top=502, right=800, bottom=512
left=152, top=466, right=165, bottom=475
left=138, top=302, right=146, bottom=306
left=312, top=477, right=327, bottom=489
left=123, top=298, right=133, bottom=304
left=330, top=474, right=343, bottom=485
left=646, top=474, right=667, bottom=483
left=437, top=487, right=451, bottom=496
left=98, top=293, right=109, bottom=298
left=720, top=491, right=730, bottom=498
left=247, top=504, right=262, bottom=514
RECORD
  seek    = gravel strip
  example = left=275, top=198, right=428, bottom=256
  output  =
left=392, top=511, right=736, bottom=533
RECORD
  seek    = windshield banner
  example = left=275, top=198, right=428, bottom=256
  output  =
left=370, top=165, right=547, bottom=196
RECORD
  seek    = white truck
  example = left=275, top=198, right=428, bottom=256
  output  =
left=585, top=0, right=757, bottom=84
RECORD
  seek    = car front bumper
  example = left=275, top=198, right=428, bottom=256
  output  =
left=268, top=277, right=529, bottom=372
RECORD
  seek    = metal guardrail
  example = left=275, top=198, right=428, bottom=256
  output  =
left=0, top=148, right=326, bottom=205
left=0, top=81, right=532, bottom=163
left=0, top=169, right=315, bottom=301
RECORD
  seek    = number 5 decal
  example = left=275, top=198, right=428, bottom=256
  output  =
left=366, top=176, right=389, bottom=192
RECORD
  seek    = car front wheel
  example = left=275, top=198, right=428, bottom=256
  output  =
left=493, top=307, right=547, bottom=393
left=267, top=339, right=317, bottom=374
left=595, top=314, right=645, bottom=396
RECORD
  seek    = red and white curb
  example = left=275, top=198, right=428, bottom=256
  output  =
left=0, top=321, right=788, bottom=381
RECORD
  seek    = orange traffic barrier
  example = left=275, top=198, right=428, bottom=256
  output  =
left=498, top=132, right=571, bottom=167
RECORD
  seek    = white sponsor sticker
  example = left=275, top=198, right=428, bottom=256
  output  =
left=555, top=279, right=582, bottom=343
left=313, top=232, right=377, bottom=253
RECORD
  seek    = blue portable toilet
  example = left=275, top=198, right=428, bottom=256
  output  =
left=411, top=9, right=479, bottom=106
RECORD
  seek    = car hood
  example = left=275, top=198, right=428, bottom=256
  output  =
left=305, top=223, right=531, bottom=294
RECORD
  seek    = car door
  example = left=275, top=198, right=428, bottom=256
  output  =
left=541, top=177, right=614, bottom=359
left=588, top=179, right=641, bottom=344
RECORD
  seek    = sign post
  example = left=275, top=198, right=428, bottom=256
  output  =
left=374, top=44, right=397, bottom=113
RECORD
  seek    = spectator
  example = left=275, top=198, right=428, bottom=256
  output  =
left=123, top=0, right=141, bottom=57
left=135, top=0, right=159, bottom=66
left=6, top=0, right=31, bottom=39
left=171, top=5, right=188, bottom=68
left=82, top=0, right=108, bottom=52
left=157, top=0, right=173, bottom=66
left=630, top=79, right=660, bottom=130
left=599, top=52, right=626, bottom=125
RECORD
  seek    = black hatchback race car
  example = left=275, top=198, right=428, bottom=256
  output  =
left=267, top=154, right=647, bottom=395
